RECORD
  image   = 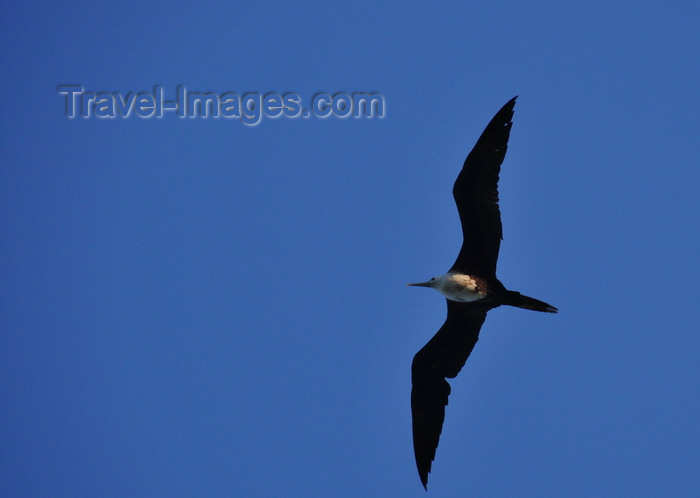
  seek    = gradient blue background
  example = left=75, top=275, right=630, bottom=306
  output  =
left=2, top=1, right=699, bottom=496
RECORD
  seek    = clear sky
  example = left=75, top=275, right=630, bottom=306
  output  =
left=2, top=1, right=699, bottom=496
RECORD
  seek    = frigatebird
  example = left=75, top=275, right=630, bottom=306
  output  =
left=408, top=96, right=557, bottom=489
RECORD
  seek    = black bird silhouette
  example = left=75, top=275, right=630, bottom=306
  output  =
left=407, top=97, right=557, bottom=489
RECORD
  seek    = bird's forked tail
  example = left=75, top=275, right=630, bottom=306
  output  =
left=506, top=291, right=558, bottom=313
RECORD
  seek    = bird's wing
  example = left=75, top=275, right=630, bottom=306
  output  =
left=449, top=97, right=517, bottom=277
left=411, top=300, right=489, bottom=489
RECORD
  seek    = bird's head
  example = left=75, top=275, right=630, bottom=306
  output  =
left=407, top=276, right=440, bottom=289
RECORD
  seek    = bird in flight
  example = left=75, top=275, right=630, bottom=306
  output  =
left=408, top=96, right=557, bottom=490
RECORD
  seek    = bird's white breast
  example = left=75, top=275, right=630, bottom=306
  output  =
left=437, top=273, right=487, bottom=302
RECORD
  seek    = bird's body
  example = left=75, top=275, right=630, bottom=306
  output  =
left=408, top=96, right=557, bottom=490
left=409, top=273, right=488, bottom=302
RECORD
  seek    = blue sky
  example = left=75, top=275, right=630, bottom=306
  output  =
left=2, top=1, right=699, bottom=496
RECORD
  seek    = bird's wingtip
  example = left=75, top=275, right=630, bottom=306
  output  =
left=416, top=462, right=430, bottom=489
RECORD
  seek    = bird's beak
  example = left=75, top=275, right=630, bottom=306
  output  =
left=407, top=281, right=433, bottom=288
